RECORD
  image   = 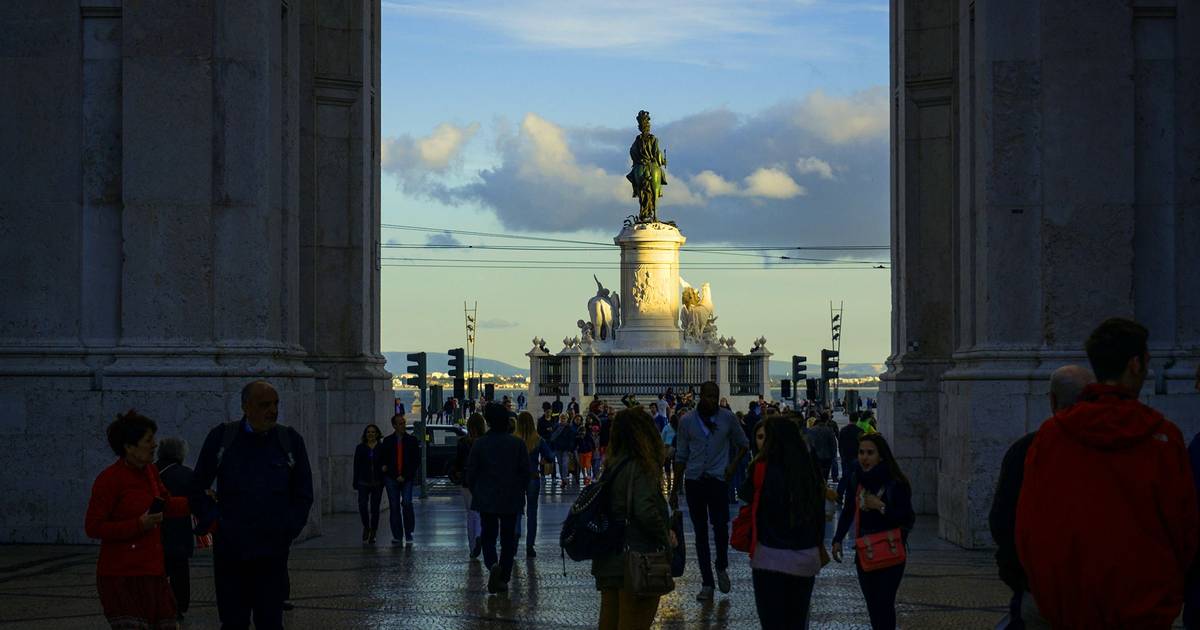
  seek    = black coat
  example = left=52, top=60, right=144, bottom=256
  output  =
left=353, top=443, right=385, bottom=490
left=838, top=423, right=864, bottom=465
left=155, top=458, right=196, bottom=560
left=465, top=429, right=530, bottom=515
left=379, top=432, right=420, bottom=482
left=988, top=432, right=1035, bottom=593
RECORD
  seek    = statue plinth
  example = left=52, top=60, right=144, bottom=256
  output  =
left=614, top=222, right=686, bottom=350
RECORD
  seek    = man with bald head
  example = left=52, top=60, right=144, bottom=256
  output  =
left=193, top=380, right=314, bottom=630
left=989, top=365, right=1094, bottom=628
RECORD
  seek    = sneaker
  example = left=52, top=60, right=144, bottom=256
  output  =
left=391, top=538, right=403, bottom=544
left=487, top=567, right=504, bottom=594
left=470, top=537, right=483, bottom=559
left=526, top=547, right=536, bottom=558
left=696, top=586, right=714, bottom=601
left=716, top=569, right=731, bottom=594
left=405, top=535, right=414, bottom=545
left=368, top=529, right=377, bottom=544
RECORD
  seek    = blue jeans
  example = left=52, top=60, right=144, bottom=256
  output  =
left=383, top=477, right=414, bottom=540
left=516, top=477, right=541, bottom=547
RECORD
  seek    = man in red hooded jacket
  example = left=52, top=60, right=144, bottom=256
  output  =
left=1017, top=318, right=1198, bottom=628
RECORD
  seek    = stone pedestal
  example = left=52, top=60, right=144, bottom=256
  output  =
left=614, top=223, right=685, bottom=350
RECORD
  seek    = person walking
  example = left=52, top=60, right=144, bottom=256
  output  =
left=155, top=437, right=198, bottom=621
left=988, top=364, right=1094, bottom=628
left=1017, top=318, right=1198, bottom=628
left=550, top=412, right=577, bottom=490
left=453, top=413, right=486, bottom=559
left=353, top=424, right=385, bottom=544
left=379, top=412, right=419, bottom=544
left=514, top=411, right=556, bottom=557
left=466, top=402, right=531, bottom=594
left=192, top=381, right=314, bottom=630
left=593, top=406, right=677, bottom=630
left=537, top=404, right=558, bottom=481
left=670, top=381, right=750, bottom=601
left=837, top=414, right=865, bottom=504
left=86, top=411, right=190, bottom=629
left=831, top=433, right=915, bottom=630
left=742, top=416, right=825, bottom=629
left=577, top=415, right=597, bottom=485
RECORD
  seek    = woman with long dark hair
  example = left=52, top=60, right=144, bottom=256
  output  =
left=454, top=413, right=486, bottom=558
left=592, top=407, right=677, bottom=630
left=831, top=433, right=915, bottom=629
left=741, top=416, right=825, bottom=629
left=353, top=424, right=385, bottom=544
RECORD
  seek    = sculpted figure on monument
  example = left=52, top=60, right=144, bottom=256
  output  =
left=587, top=275, right=620, bottom=341
left=680, top=280, right=716, bottom=342
left=626, top=110, right=668, bottom=223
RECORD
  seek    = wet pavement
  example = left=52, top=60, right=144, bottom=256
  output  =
left=0, top=479, right=1011, bottom=629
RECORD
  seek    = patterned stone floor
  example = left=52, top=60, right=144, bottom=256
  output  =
left=0, top=479, right=1011, bottom=629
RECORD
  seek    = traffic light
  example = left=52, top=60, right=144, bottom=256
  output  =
left=805, top=378, right=819, bottom=401
left=448, top=348, right=465, bottom=400
left=820, top=349, right=839, bottom=382
left=484, top=383, right=495, bottom=401
left=406, top=352, right=427, bottom=390
left=780, top=379, right=792, bottom=399
left=791, top=355, right=807, bottom=385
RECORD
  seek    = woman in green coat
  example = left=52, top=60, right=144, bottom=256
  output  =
left=592, top=406, right=677, bottom=630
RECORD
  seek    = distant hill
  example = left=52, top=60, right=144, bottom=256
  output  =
left=768, top=360, right=884, bottom=379
left=384, top=351, right=527, bottom=377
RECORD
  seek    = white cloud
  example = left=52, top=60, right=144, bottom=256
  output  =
left=479, top=318, right=519, bottom=329
left=381, top=122, right=480, bottom=175
left=795, top=156, right=835, bottom=180
left=426, top=232, right=462, bottom=246
left=691, top=168, right=806, bottom=199
left=691, top=170, right=739, bottom=197
left=743, top=168, right=806, bottom=199
left=792, top=88, right=888, bottom=144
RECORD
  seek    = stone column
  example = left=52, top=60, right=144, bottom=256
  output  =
left=614, top=223, right=685, bottom=350
left=299, top=0, right=393, bottom=514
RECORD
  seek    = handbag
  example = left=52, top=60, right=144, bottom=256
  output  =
left=669, top=510, right=686, bottom=577
left=730, top=461, right=765, bottom=554
left=621, top=471, right=675, bottom=596
left=853, top=484, right=906, bottom=572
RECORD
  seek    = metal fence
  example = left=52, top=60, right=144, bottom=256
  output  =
left=538, top=356, right=569, bottom=396
left=591, top=355, right=715, bottom=396
left=728, top=355, right=761, bottom=396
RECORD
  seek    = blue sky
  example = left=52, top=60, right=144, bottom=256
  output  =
left=378, top=1, right=891, bottom=369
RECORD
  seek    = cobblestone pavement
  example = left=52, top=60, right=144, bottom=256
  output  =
left=0, top=479, right=1011, bottom=629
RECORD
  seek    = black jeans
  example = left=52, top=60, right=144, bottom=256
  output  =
left=164, top=555, right=191, bottom=614
left=684, top=477, right=730, bottom=587
left=357, top=486, right=383, bottom=530
left=213, top=550, right=289, bottom=630
left=855, top=559, right=905, bottom=629
left=752, top=569, right=815, bottom=629
left=480, top=512, right=518, bottom=581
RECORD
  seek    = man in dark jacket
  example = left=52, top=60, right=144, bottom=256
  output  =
left=466, top=402, right=530, bottom=594
left=806, top=419, right=838, bottom=482
left=988, top=364, right=1093, bottom=628
left=1017, top=319, right=1198, bottom=628
left=379, top=411, right=420, bottom=544
left=156, top=437, right=196, bottom=620
left=192, top=380, right=314, bottom=630
left=837, top=414, right=864, bottom=503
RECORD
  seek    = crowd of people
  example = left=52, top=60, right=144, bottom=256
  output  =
left=82, top=316, right=1200, bottom=629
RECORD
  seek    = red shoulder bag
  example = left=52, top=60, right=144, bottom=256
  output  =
left=853, top=484, right=906, bottom=571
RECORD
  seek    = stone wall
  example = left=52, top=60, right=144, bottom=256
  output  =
left=0, top=0, right=389, bottom=543
left=885, top=0, right=1200, bottom=548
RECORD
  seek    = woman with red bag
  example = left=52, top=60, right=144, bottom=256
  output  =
left=831, top=433, right=915, bottom=629
left=85, top=410, right=190, bottom=628
left=738, top=416, right=826, bottom=629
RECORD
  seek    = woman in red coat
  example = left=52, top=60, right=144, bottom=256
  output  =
left=84, top=410, right=189, bottom=628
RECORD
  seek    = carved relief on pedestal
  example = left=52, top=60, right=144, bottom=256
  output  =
left=630, top=267, right=671, bottom=314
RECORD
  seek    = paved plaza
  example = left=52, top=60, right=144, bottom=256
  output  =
left=0, top=479, right=1012, bottom=629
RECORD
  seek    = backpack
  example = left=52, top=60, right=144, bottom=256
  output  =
left=560, top=458, right=632, bottom=562
left=216, top=421, right=296, bottom=471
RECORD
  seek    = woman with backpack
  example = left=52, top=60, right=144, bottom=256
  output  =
left=831, top=433, right=915, bottom=630
left=740, top=416, right=825, bottom=629
left=454, top=413, right=486, bottom=559
left=513, top=411, right=556, bottom=557
left=591, top=406, right=677, bottom=630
